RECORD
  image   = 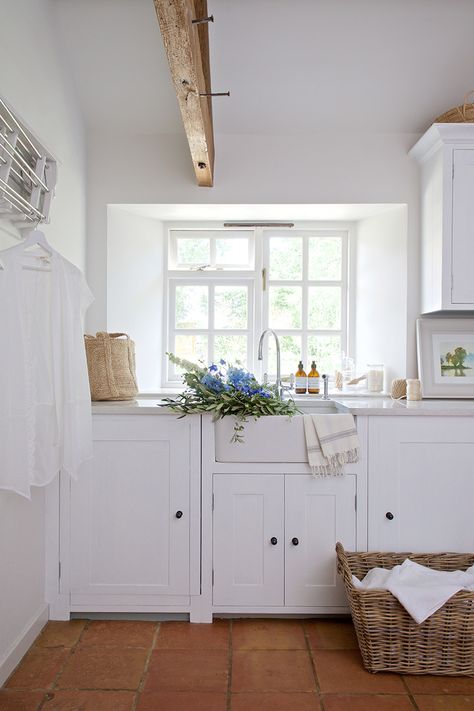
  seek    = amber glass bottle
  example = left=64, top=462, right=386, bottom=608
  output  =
left=295, top=361, right=307, bottom=394
left=308, top=360, right=320, bottom=394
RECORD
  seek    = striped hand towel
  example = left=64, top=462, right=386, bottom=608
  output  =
left=303, top=413, right=359, bottom=476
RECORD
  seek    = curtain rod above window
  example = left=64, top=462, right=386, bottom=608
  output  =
left=223, top=222, right=294, bottom=228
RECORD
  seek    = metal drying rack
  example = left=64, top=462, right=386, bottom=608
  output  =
left=0, top=96, right=57, bottom=231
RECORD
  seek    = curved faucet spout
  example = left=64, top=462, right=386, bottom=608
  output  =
left=257, top=329, right=282, bottom=398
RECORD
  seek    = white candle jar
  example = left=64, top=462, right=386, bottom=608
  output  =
left=406, top=378, right=422, bottom=401
left=367, top=363, right=384, bottom=392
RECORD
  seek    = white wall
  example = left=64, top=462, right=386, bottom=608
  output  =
left=355, top=206, right=408, bottom=388
left=107, top=207, right=164, bottom=391
left=86, top=129, right=420, bottom=376
left=0, top=0, right=86, bottom=679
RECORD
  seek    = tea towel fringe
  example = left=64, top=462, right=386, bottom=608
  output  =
left=303, top=413, right=359, bottom=476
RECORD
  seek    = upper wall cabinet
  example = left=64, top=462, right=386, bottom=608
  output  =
left=410, top=124, right=474, bottom=312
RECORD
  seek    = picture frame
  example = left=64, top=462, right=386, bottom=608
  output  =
left=416, top=317, right=474, bottom=398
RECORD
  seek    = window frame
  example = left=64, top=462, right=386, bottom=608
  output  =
left=261, top=229, right=349, bottom=378
left=162, top=223, right=353, bottom=387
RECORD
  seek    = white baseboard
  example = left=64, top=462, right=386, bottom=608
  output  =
left=0, top=604, right=48, bottom=687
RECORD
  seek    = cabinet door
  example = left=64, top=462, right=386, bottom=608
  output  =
left=213, top=474, right=284, bottom=606
left=285, top=475, right=356, bottom=607
left=452, top=149, right=474, bottom=304
left=70, top=416, right=192, bottom=598
left=369, top=417, right=474, bottom=553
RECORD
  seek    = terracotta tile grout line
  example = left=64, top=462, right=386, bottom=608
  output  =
left=131, top=621, right=161, bottom=711
left=303, top=620, right=322, bottom=702
left=36, top=618, right=92, bottom=709
left=401, top=676, right=422, bottom=711
left=226, top=619, right=233, bottom=711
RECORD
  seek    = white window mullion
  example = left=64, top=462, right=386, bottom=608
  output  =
left=302, top=233, right=309, bottom=365
left=208, top=282, right=215, bottom=363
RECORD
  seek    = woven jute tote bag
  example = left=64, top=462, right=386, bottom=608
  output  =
left=84, top=332, right=139, bottom=401
left=434, top=90, right=474, bottom=123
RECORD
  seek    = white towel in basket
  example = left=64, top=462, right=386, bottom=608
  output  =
left=352, top=559, right=474, bottom=624
left=303, top=413, right=359, bottom=476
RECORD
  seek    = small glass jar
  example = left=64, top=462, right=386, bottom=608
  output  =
left=367, top=364, right=384, bottom=392
left=406, top=378, right=422, bottom=401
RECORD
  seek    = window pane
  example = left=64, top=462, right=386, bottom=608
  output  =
left=175, top=285, right=208, bottom=328
left=308, top=286, right=341, bottom=329
left=214, top=286, right=248, bottom=329
left=269, top=286, right=302, bottom=329
left=177, top=238, right=210, bottom=265
left=269, top=237, right=302, bottom=280
left=174, top=334, right=208, bottom=370
left=308, top=237, right=342, bottom=280
left=216, top=238, right=249, bottom=266
left=214, top=335, right=247, bottom=367
left=268, top=335, right=302, bottom=377
left=308, top=335, right=341, bottom=376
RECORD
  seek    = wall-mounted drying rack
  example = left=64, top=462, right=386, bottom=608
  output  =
left=0, top=96, right=57, bottom=231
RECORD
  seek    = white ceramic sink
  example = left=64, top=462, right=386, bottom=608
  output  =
left=215, top=407, right=338, bottom=463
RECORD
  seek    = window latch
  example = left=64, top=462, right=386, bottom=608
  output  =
left=262, top=267, right=267, bottom=291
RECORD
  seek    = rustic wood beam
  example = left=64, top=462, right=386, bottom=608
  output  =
left=154, top=0, right=214, bottom=187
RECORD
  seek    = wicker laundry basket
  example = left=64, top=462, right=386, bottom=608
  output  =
left=434, top=90, right=474, bottom=123
left=336, top=543, right=474, bottom=675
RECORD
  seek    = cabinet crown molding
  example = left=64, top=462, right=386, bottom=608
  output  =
left=410, top=123, right=474, bottom=163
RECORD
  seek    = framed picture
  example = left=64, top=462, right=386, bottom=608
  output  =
left=417, top=317, right=474, bottom=398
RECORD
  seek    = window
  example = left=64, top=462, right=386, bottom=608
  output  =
left=164, top=227, right=349, bottom=384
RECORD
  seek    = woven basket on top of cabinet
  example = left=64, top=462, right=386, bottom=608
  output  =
left=434, top=90, right=474, bottom=123
left=336, top=543, right=474, bottom=676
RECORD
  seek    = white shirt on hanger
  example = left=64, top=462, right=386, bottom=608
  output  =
left=0, top=237, right=94, bottom=498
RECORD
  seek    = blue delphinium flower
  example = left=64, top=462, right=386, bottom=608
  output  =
left=201, top=373, right=226, bottom=393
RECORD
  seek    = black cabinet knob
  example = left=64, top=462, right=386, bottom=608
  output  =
left=385, top=511, right=394, bottom=520
left=175, top=510, right=183, bottom=519
left=292, top=537, right=299, bottom=546
left=270, top=537, right=278, bottom=545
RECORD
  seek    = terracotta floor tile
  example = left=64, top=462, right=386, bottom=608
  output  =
left=304, top=619, right=358, bottom=650
left=322, top=694, right=415, bottom=711
left=155, top=620, right=229, bottom=650
left=232, top=620, right=306, bottom=650
left=144, top=650, right=228, bottom=693
left=404, top=676, right=474, bottom=695
left=415, top=695, right=474, bottom=710
left=57, top=646, right=147, bottom=690
left=137, top=691, right=227, bottom=711
left=79, top=621, right=157, bottom=648
left=0, top=690, right=44, bottom=710
left=232, top=650, right=315, bottom=693
left=5, top=648, right=69, bottom=690
left=40, top=690, right=135, bottom=710
left=313, top=650, right=406, bottom=694
left=231, top=691, right=321, bottom=710
left=35, top=621, right=86, bottom=649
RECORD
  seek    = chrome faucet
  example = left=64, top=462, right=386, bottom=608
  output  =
left=321, top=373, right=330, bottom=400
left=257, top=329, right=283, bottom=399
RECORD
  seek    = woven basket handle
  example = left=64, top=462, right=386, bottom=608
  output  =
left=95, top=332, right=130, bottom=340
left=335, top=542, right=353, bottom=587
left=462, top=90, right=474, bottom=119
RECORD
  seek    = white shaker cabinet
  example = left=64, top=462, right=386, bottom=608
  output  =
left=368, top=416, right=474, bottom=553
left=213, top=475, right=285, bottom=606
left=212, top=472, right=356, bottom=610
left=68, top=414, right=201, bottom=612
left=410, top=124, right=474, bottom=312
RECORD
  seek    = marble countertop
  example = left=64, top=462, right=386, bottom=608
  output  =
left=91, top=395, right=474, bottom=417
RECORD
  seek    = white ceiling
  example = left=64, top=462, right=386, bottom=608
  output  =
left=54, top=0, right=474, bottom=135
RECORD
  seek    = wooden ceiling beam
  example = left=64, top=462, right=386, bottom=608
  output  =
left=154, top=0, right=214, bottom=187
